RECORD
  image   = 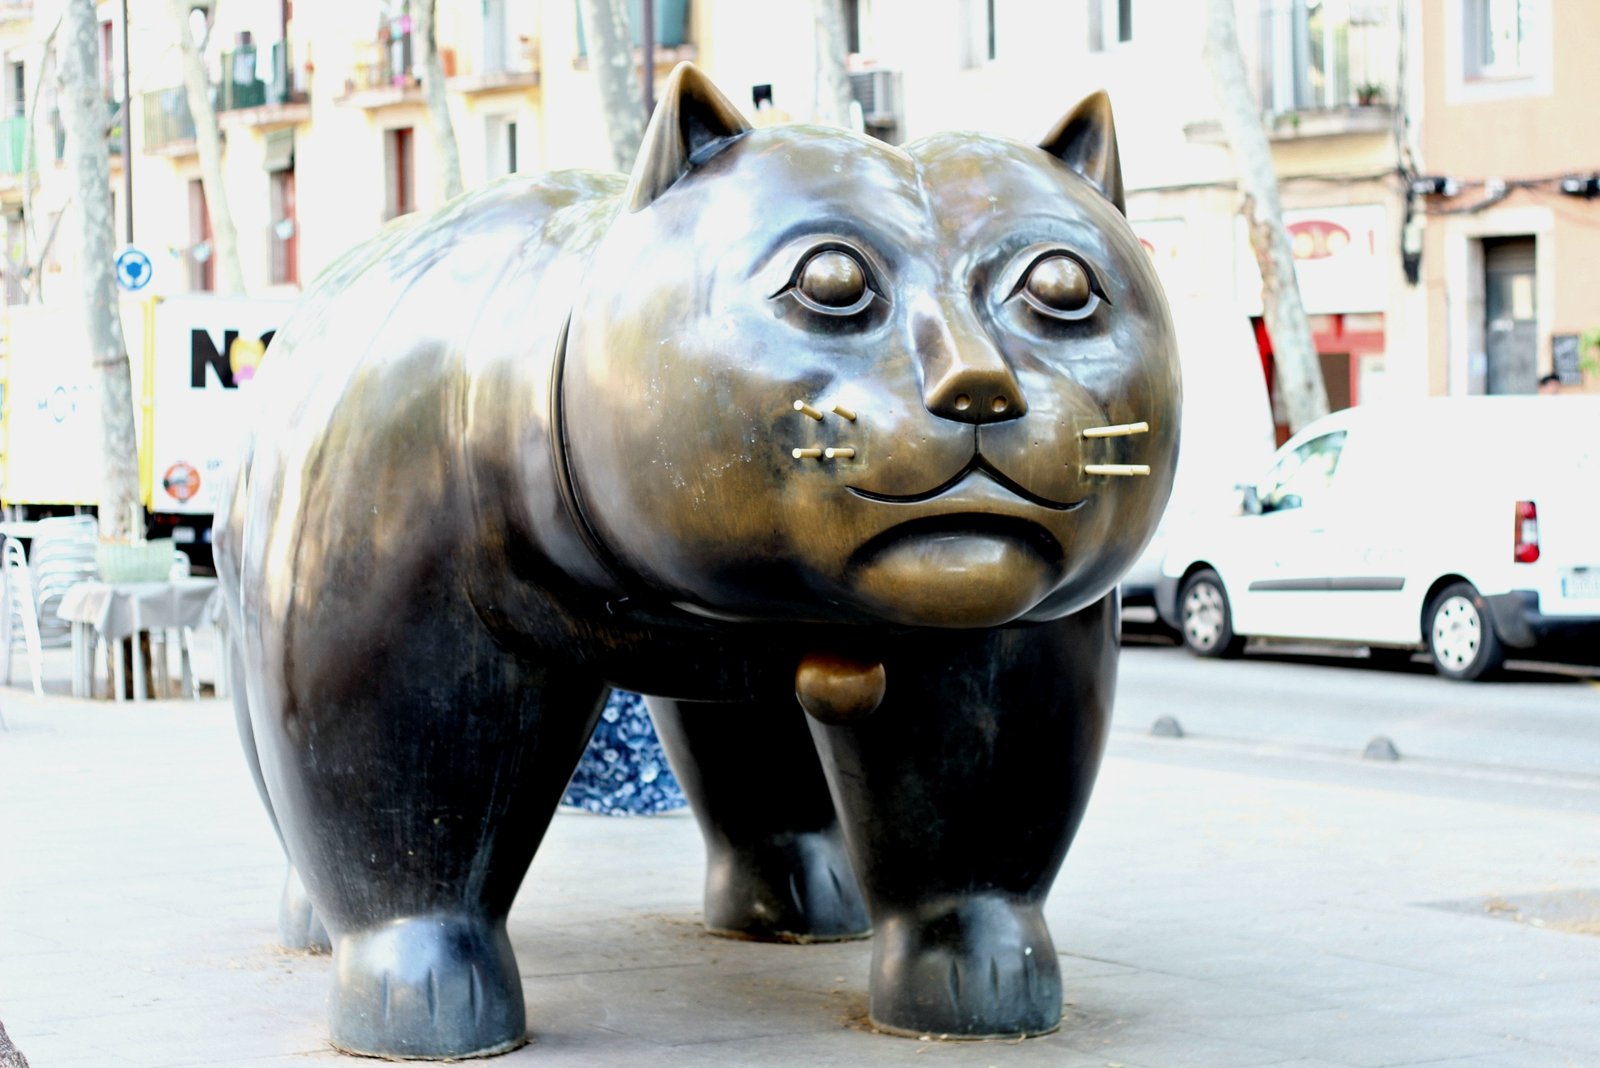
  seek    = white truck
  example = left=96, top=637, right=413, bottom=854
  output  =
left=1, top=295, right=291, bottom=565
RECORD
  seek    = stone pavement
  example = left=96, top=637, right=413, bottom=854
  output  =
left=2, top=646, right=1598, bottom=1068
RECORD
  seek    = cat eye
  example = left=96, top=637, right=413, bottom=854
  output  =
left=1001, top=246, right=1105, bottom=323
left=1023, top=256, right=1092, bottom=315
left=792, top=249, right=875, bottom=316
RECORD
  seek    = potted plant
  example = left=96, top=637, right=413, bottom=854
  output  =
left=1356, top=82, right=1385, bottom=106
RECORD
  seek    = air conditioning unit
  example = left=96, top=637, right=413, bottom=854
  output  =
left=847, top=68, right=903, bottom=142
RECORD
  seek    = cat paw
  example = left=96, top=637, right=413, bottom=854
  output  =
left=703, top=830, right=871, bottom=943
left=329, top=914, right=526, bottom=1059
left=868, top=897, right=1061, bottom=1038
left=276, top=865, right=331, bottom=954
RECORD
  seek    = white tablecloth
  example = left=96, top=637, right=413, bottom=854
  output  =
left=56, top=578, right=221, bottom=641
left=53, top=579, right=222, bottom=699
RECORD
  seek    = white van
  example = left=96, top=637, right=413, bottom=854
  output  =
left=1155, top=397, right=1600, bottom=680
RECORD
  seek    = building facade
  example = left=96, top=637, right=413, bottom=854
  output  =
left=0, top=0, right=1593, bottom=407
left=1415, top=0, right=1599, bottom=396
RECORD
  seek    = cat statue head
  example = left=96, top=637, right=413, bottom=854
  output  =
left=563, top=64, right=1180, bottom=629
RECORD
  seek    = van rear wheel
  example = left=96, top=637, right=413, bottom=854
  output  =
left=1426, top=582, right=1505, bottom=681
left=1179, top=569, right=1245, bottom=659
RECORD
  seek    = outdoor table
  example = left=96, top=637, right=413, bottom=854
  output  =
left=55, top=577, right=221, bottom=700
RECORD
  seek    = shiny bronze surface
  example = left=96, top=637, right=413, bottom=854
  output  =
left=794, top=651, right=888, bottom=724
left=221, top=63, right=1179, bottom=1058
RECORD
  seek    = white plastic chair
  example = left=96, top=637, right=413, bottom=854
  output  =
left=29, top=517, right=99, bottom=648
left=2, top=538, right=46, bottom=696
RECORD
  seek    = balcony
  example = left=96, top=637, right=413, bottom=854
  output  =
left=1185, top=1, right=1399, bottom=146
left=142, top=87, right=196, bottom=156
left=337, top=20, right=423, bottom=109
left=216, top=42, right=311, bottom=129
left=446, top=36, right=540, bottom=95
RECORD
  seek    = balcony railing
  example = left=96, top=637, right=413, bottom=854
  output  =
left=219, top=42, right=308, bottom=112
left=37, top=101, right=126, bottom=162
left=1256, top=0, right=1397, bottom=114
left=142, top=87, right=196, bottom=154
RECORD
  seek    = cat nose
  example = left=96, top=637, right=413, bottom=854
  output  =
left=910, top=295, right=1027, bottom=424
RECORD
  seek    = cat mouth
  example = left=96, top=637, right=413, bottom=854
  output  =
left=845, top=453, right=1087, bottom=512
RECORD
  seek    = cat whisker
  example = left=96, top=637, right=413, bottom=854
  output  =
left=792, top=447, right=824, bottom=459
left=831, top=404, right=857, bottom=422
left=1081, top=421, right=1149, bottom=439
left=793, top=400, right=825, bottom=421
left=824, top=447, right=856, bottom=460
left=1084, top=464, right=1150, bottom=477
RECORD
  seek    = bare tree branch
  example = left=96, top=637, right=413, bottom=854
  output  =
left=1203, top=0, right=1328, bottom=432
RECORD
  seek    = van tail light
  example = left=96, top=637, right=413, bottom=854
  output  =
left=1514, top=500, right=1540, bottom=563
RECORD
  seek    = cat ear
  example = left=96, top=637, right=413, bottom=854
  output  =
left=1038, top=91, right=1126, bottom=216
left=625, top=63, right=753, bottom=212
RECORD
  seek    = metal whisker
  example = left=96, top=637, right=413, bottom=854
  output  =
left=1083, top=464, right=1150, bottom=477
left=793, top=400, right=824, bottom=421
left=1081, top=421, right=1148, bottom=439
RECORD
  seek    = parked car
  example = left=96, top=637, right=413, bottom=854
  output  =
left=1155, top=396, right=1600, bottom=680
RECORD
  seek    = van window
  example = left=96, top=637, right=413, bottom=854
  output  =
left=1257, top=431, right=1346, bottom=512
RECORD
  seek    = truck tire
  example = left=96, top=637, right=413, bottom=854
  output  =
left=1179, top=569, right=1245, bottom=659
left=1426, top=581, right=1505, bottom=681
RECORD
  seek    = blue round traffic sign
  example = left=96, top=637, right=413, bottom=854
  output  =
left=115, top=246, right=153, bottom=291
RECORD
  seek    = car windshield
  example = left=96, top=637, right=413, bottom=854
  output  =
left=1257, top=430, right=1346, bottom=511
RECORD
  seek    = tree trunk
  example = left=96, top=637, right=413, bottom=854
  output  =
left=169, top=0, right=245, bottom=295
left=813, top=0, right=853, bottom=127
left=412, top=0, right=463, bottom=199
left=59, top=0, right=140, bottom=540
left=1202, top=0, right=1328, bottom=433
left=577, top=0, right=647, bottom=173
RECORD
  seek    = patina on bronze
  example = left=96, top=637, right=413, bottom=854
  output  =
left=217, top=63, right=1180, bottom=1058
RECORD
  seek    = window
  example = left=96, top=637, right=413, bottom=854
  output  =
left=99, top=19, right=116, bottom=100
left=483, top=0, right=507, bottom=73
left=385, top=126, right=415, bottom=220
left=576, top=0, right=692, bottom=55
left=486, top=115, right=519, bottom=177
left=1257, top=431, right=1346, bottom=512
left=1089, top=0, right=1132, bottom=50
left=842, top=0, right=862, bottom=54
left=1464, top=0, right=1534, bottom=79
left=189, top=179, right=214, bottom=292
left=270, top=167, right=298, bottom=286
left=959, top=0, right=997, bottom=67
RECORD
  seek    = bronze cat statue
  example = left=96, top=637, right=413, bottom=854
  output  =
left=216, top=63, right=1180, bottom=1058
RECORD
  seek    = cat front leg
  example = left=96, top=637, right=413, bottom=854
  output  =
left=648, top=695, right=870, bottom=943
left=805, top=596, right=1118, bottom=1037
left=250, top=605, right=606, bottom=1058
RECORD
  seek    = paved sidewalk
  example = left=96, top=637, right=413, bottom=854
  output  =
left=2, top=657, right=1598, bottom=1067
